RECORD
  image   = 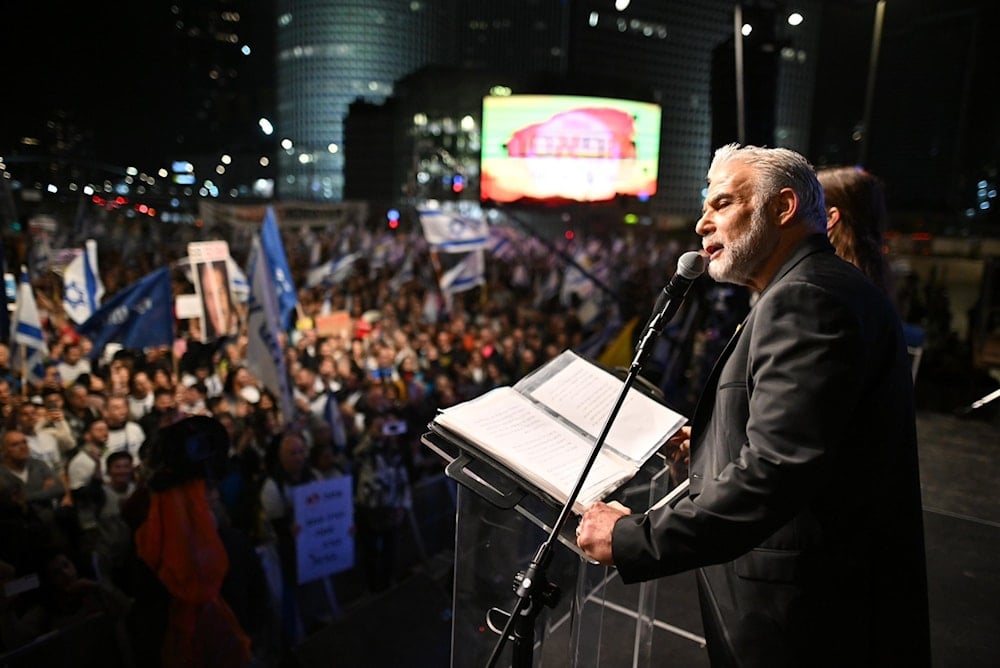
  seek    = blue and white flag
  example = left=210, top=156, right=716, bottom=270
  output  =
left=260, top=207, right=298, bottom=328
left=306, top=252, right=361, bottom=288
left=417, top=205, right=488, bottom=253
left=439, top=250, right=485, bottom=295
left=245, top=235, right=295, bottom=424
left=12, top=267, right=48, bottom=353
left=63, top=239, right=105, bottom=325
left=486, top=225, right=521, bottom=263
left=76, top=267, right=174, bottom=358
left=11, top=267, right=49, bottom=385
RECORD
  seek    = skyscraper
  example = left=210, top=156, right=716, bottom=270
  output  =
left=275, top=1, right=451, bottom=201
left=278, top=0, right=822, bottom=218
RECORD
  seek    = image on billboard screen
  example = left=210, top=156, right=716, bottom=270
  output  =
left=480, top=94, right=662, bottom=205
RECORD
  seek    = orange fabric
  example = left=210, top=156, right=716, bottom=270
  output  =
left=135, top=479, right=228, bottom=602
left=135, top=479, right=251, bottom=667
left=162, top=597, right=252, bottom=668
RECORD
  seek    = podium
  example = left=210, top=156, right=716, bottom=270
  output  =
left=423, top=429, right=673, bottom=668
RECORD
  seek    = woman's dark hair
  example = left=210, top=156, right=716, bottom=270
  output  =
left=818, top=166, right=892, bottom=296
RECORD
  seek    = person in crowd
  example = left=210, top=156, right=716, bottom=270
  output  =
left=130, top=415, right=252, bottom=668
left=0, top=378, right=15, bottom=426
left=308, top=427, right=347, bottom=480
left=186, top=359, right=225, bottom=399
left=36, top=387, right=77, bottom=459
left=1, top=556, right=43, bottom=651
left=294, top=327, right=323, bottom=372
left=576, top=144, right=930, bottom=666
left=63, top=381, right=101, bottom=444
left=150, top=365, right=176, bottom=392
left=222, top=365, right=261, bottom=406
left=0, top=344, right=18, bottom=392
left=214, top=409, right=267, bottom=540
left=102, top=394, right=146, bottom=463
left=352, top=415, right=413, bottom=594
left=36, top=362, right=65, bottom=397
left=92, top=450, right=136, bottom=591
left=259, top=430, right=341, bottom=650
left=817, top=165, right=894, bottom=297
left=126, top=369, right=155, bottom=421
left=291, top=365, right=327, bottom=423
left=66, top=418, right=112, bottom=554
left=33, top=549, right=132, bottom=632
left=105, top=355, right=133, bottom=397
left=0, top=548, right=131, bottom=655
left=56, top=340, right=92, bottom=388
left=205, top=478, right=273, bottom=666
left=315, top=353, right=341, bottom=395
left=138, top=385, right=184, bottom=444
left=0, top=429, right=66, bottom=528
left=179, top=380, right=211, bottom=416
left=11, top=401, right=63, bottom=477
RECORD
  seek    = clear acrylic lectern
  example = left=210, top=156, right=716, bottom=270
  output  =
left=422, top=429, right=673, bottom=668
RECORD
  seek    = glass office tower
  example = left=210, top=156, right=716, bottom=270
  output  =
left=275, top=1, right=450, bottom=201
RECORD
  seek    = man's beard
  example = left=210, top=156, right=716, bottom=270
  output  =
left=708, top=203, right=779, bottom=285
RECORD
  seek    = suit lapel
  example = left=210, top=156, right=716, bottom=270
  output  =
left=690, top=318, right=746, bottom=434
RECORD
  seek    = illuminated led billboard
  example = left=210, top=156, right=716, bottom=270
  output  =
left=480, top=94, right=661, bottom=204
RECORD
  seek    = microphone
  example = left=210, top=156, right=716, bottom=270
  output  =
left=643, top=251, right=707, bottom=336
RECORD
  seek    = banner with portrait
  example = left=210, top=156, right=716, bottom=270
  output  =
left=188, top=240, right=237, bottom=343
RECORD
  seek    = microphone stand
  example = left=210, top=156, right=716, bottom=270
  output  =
left=484, top=305, right=673, bottom=668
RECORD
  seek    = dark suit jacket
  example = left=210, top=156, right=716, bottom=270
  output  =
left=613, top=234, right=931, bottom=667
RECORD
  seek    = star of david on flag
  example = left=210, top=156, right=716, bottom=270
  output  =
left=417, top=203, right=488, bottom=253
left=63, top=239, right=105, bottom=325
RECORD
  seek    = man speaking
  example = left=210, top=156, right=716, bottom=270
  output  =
left=577, top=144, right=931, bottom=667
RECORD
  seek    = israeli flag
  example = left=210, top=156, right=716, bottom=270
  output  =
left=417, top=204, right=488, bottom=253
left=306, top=252, right=361, bottom=288
left=63, top=239, right=105, bottom=325
left=11, top=267, right=49, bottom=385
left=439, top=250, right=485, bottom=295
left=12, top=267, right=48, bottom=353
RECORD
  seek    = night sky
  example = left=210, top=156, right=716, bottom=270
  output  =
left=3, top=0, right=998, bottom=219
left=4, top=2, right=178, bottom=167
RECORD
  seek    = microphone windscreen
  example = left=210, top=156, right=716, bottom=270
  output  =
left=676, top=251, right=707, bottom=280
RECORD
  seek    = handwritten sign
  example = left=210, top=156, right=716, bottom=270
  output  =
left=293, top=475, right=355, bottom=584
left=314, top=310, right=353, bottom=338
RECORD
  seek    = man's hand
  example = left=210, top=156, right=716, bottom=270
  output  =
left=663, top=425, right=691, bottom=484
left=575, top=500, right=631, bottom=565
left=663, top=425, right=691, bottom=464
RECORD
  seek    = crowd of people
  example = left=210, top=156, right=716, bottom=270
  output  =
left=0, top=204, right=703, bottom=666
left=0, top=149, right=949, bottom=667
